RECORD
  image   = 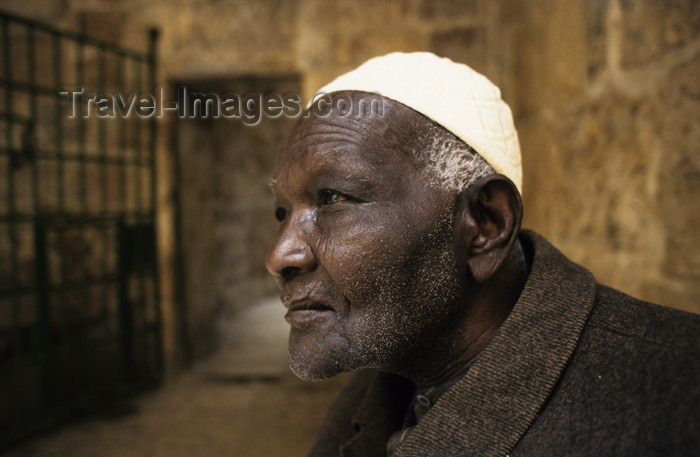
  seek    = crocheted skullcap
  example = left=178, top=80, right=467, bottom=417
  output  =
left=313, top=52, right=522, bottom=193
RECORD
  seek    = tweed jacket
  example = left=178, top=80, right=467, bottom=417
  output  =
left=307, top=230, right=700, bottom=457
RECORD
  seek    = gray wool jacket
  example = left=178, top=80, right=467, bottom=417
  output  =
left=306, top=230, right=700, bottom=457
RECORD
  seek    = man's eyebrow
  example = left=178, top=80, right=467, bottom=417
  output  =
left=313, top=170, right=378, bottom=191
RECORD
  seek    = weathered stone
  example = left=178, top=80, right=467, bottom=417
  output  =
left=76, top=11, right=127, bottom=44
left=420, top=0, right=482, bottom=20
left=620, top=0, right=700, bottom=69
left=503, top=0, right=588, bottom=119
left=523, top=93, right=662, bottom=301
left=0, top=0, right=70, bottom=25
left=296, top=0, right=424, bottom=100
left=587, top=0, right=608, bottom=82
left=656, top=56, right=700, bottom=281
left=519, top=117, right=558, bottom=234
left=430, top=27, right=491, bottom=78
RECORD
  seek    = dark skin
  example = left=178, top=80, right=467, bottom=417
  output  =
left=266, top=92, right=528, bottom=387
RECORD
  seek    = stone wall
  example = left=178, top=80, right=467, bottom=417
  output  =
left=504, top=0, right=700, bottom=314
left=2, top=0, right=698, bottom=371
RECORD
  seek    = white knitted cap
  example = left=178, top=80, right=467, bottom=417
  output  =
left=313, top=52, right=522, bottom=193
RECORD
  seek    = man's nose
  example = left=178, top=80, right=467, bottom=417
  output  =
left=265, top=218, right=317, bottom=285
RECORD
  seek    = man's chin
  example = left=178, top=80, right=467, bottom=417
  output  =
left=288, top=349, right=349, bottom=381
left=288, top=357, right=343, bottom=381
left=287, top=330, right=352, bottom=381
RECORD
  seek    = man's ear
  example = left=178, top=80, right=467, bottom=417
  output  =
left=455, top=174, right=523, bottom=282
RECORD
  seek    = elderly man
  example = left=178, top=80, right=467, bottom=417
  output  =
left=265, top=53, right=700, bottom=457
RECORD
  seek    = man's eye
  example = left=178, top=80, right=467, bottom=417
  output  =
left=319, top=190, right=349, bottom=205
left=275, top=207, right=289, bottom=221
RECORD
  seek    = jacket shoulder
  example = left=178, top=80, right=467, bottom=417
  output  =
left=513, top=284, right=700, bottom=456
left=588, top=284, right=700, bottom=351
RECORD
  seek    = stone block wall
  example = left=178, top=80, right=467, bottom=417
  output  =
left=2, top=0, right=698, bottom=371
left=505, top=0, right=700, bottom=313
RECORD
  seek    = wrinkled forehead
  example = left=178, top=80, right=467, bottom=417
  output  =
left=273, top=92, right=428, bottom=181
left=271, top=119, right=388, bottom=195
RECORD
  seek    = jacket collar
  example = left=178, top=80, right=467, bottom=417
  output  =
left=345, top=231, right=597, bottom=457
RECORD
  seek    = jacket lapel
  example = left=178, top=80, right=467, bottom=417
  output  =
left=396, top=231, right=597, bottom=457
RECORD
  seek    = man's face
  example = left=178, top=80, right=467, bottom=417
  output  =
left=266, top=98, right=467, bottom=381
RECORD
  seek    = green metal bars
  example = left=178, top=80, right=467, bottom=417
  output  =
left=0, top=10, right=162, bottom=448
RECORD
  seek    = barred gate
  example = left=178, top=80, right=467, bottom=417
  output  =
left=0, top=10, right=162, bottom=447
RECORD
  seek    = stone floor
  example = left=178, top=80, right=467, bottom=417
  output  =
left=5, top=298, right=349, bottom=457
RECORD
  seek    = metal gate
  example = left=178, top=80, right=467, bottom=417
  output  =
left=0, top=10, right=162, bottom=447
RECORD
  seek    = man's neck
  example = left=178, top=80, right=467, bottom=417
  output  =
left=412, top=240, right=530, bottom=387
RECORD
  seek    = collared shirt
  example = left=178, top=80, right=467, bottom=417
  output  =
left=386, top=357, right=479, bottom=456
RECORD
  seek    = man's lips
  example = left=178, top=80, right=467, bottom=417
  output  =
left=284, top=298, right=333, bottom=312
left=283, top=299, right=335, bottom=328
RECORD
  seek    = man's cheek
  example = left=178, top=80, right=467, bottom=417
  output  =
left=340, top=258, right=406, bottom=308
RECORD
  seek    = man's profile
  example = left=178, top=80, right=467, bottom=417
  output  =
left=265, top=52, right=700, bottom=457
